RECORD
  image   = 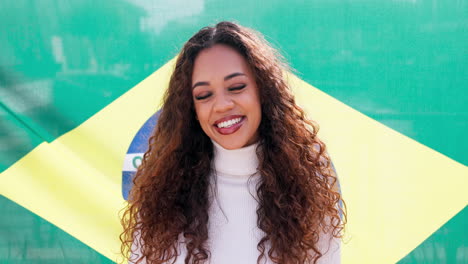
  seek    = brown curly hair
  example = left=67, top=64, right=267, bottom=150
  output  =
left=120, top=21, right=346, bottom=264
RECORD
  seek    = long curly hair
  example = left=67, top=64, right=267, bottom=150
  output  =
left=120, top=21, right=346, bottom=264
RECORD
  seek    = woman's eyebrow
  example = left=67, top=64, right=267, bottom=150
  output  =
left=224, top=72, right=245, bottom=81
left=192, top=72, right=246, bottom=90
left=192, top=81, right=209, bottom=90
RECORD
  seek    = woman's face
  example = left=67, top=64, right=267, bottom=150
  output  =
left=192, top=44, right=261, bottom=150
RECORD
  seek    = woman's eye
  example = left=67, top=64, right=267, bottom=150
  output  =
left=229, top=84, right=246, bottom=91
left=195, top=93, right=212, bottom=100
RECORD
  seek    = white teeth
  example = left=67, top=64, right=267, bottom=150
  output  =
left=217, top=117, right=242, bottom=128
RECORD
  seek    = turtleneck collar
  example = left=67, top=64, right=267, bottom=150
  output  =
left=211, top=139, right=260, bottom=177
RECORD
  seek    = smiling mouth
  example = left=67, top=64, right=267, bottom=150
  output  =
left=216, top=117, right=243, bottom=128
left=213, top=116, right=246, bottom=135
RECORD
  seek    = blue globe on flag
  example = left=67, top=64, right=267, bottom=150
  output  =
left=122, top=111, right=160, bottom=200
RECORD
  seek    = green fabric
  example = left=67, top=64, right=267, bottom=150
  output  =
left=0, top=195, right=114, bottom=264
left=398, top=206, right=468, bottom=264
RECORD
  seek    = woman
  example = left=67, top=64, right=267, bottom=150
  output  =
left=121, top=21, right=346, bottom=264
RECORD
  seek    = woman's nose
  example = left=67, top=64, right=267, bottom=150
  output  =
left=213, top=93, right=234, bottom=113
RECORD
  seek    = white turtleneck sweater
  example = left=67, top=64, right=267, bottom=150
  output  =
left=130, top=140, right=340, bottom=264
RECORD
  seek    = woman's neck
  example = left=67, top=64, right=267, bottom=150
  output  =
left=211, top=139, right=260, bottom=176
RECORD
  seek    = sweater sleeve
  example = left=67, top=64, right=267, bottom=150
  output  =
left=315, top=159, right=341, bottom=263
left=316, top=230, right=341, bottom=264
left=128, top=230, right=147, bottom=264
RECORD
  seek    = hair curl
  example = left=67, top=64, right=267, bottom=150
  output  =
left=121, top=21, right=346, bottom=264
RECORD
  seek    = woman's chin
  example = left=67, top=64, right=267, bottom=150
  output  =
left=212, top=133, right=259, bottom=150
left=213, top=138, right=247, bottom=150
left=220, top=142, right=245, bottom=150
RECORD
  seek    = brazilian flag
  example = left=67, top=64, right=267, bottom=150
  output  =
left=1, top=0, right=466, bottom=263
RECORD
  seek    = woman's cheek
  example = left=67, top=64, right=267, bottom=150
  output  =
left=196, top=105, right=210, bottom=128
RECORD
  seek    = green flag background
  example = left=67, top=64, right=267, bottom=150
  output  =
left=1, top=0, right=466, bottom=263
